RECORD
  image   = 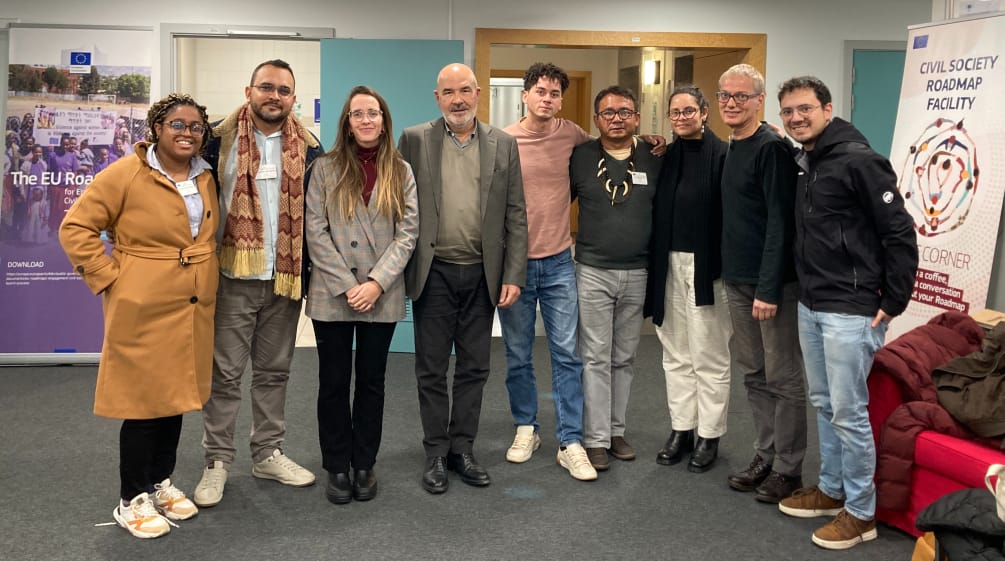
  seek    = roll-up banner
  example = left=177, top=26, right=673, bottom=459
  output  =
left=1, top=25, right=152, bottom=364
left=888, top=13, right=1005, bottom=340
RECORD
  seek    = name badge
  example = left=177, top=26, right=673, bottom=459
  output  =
left=630, top=171, right=648, bottom=185
left=257, top=164, right=278, bottom=180
left=176, top=180, right=199, bottom=196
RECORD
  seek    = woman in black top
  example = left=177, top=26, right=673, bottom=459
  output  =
left=645, top=85, right=732, bottom=473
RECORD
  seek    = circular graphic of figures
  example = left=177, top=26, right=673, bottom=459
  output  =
left=898, top=117, right=979, bottom=238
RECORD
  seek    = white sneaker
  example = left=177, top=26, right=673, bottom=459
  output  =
left=193, top=461, right=228, bottom=507
left=252, top=449, right=316, bottom=487
left=113, top=493, right=171, bottom=539
left=506, top=425, right=541, bottom=463
left=153, top=478, right=198, bottom=520
left=557, top=442, right=598, bottom=481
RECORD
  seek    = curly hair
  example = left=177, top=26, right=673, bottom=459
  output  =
left=145, top=93, right=213, bottom=153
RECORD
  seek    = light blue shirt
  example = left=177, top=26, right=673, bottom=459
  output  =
left=148, top=144, right=211, bottom=238
left=219, top=128, right=283, bottom=280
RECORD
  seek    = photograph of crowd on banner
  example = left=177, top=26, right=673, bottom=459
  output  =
left=2, top=63, right=150, bottom=245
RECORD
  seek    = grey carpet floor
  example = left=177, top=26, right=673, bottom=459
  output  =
left=1, top=335, right=915, bottom=560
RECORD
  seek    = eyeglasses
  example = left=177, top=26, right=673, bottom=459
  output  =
left=252, top=83, right=294, bottom=98
left=668, top=107, right=699, bottom=120
left=165, top=120, right=206, bottom=136
left=779, top=104, right=821, bottom=118
left=715, top=91, right=757, bottom=104
left=597, top=108, right=638, bottom=121
left=348, top=109, right=383, bottom=121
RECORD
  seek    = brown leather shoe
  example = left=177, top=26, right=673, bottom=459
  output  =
left=585, top=447, right=610, bottom=471
left=727, top=454, right=772, bottom=492
left=609, top=436, right=636, bottom=461
left=812, top=510, right=877, bottom=550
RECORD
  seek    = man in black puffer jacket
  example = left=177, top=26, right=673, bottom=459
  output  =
left=774, top=76, right=918, bottom=552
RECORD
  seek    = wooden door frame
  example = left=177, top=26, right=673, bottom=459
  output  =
left=490, top=68, right=592, bottom=130
left=475, top=28, right=767, bottom=123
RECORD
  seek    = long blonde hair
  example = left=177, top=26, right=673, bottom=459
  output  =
left=323, top=85, right=406, bottom=221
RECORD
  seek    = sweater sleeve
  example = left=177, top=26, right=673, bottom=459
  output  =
left=754, top=140, right=797, bottom=304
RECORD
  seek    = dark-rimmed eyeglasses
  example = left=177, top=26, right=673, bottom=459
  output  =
left=668, top=107, right=699, bottom=120
left=598, top=108, right=638, bottom=121
left=165, top=120, right=205, bottom=136
left=252, top=83, right=294, bottom=98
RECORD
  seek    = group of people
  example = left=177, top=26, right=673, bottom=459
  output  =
left=57, top=56, right=918, bottom=553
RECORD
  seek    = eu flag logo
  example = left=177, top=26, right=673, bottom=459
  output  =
left=913, top=35, right=929, bottom=49
left=70, top=52, right=92, bottom=65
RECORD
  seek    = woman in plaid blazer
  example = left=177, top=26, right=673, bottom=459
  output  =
left=305, top=85, right=418, bottom=505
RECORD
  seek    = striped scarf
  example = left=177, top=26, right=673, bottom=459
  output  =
left=218, top=104, right=304, bottom=299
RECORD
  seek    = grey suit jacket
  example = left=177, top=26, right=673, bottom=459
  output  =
left=397, top=118, right=527, bottom=304
left=304, top=155, right=419, bottom=323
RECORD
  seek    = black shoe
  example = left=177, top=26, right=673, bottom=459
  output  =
left=755, top=471, right=803, bottom=503
left=727, top=454, right=772, bottom=492
left=656, top=430, right=694, bottom=466
left=447, top=452, right=491, bottom=487
left=325, top=472, right=352, bottom=505
left=352, top=468, right=377, bottom=501
left=687, top=437, right=719, bottom=473
left=422, top=456, right=448, bottom=494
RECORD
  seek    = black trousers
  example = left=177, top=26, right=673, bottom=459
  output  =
left=119, top=415, right=183, bottom=500
left=412, top=259, right=494, bottom=457
left=313, top=320, right=396, bottom=473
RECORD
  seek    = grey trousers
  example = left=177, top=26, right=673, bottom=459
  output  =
left=202, top=275, right=302, bottom=465
left=724, top=281, right=807, bottom=477
left=577, top=263, right=647, bottom=449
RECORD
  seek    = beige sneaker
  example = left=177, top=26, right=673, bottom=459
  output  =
left=779, top=486, right=845, bottom=518
left=113, top=493, right=171, bottom=539
left=252, top=449, right=316, bottom=487
left=505, top=425, right=541, bottom=463
left=811, top=509, right=878, bottom=550
left=153, top=478, right=198, bottom=520
left=557, top=443, right=598, bottom=481
left=193, top=461, right=228, bottom=507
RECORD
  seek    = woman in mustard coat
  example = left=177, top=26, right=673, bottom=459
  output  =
left=59, top=93, right=218, bottom=539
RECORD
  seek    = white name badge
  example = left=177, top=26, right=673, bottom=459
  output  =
left=257, top=164, right=278, bottom=180
left=630, top=171, right=648, bottom=185
left=176, top=180, right=199, bottom=196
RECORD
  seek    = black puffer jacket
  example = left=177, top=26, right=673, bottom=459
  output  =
left=916, top=488, right=1005, bottom=561
left=794, top=118, right=918, bottom=317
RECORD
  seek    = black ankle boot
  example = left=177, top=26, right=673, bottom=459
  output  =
left=656, top=429, right=694, bottom=466
left=687, top=437, right=719, bottom=473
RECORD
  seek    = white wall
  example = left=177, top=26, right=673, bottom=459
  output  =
left=2, top=0, right=932, bottom=120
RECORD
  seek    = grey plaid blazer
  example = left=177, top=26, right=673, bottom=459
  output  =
left=304, top=156, right=419, bottom=323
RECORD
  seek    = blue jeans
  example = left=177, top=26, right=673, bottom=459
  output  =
left=498, top=248, right=584, bottom=446
left=798, top=303, right=887, bottom=520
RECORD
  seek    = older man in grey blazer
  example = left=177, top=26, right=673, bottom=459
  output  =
left=398, top=63, right=528, bottom=494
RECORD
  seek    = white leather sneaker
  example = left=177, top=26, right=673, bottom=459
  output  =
left=252, top=450, right=316, bottom=487
left=193, top=461, right=228, bottom=507
left=505, top=425, right=541, bottom=463
left=557, top=442, right=598, bottom=481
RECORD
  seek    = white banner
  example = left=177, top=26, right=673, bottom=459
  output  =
left=888, top=13, right=1005, bottom=339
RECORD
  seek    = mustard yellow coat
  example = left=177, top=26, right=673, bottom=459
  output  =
left=59, top=142, right=220, bottom=420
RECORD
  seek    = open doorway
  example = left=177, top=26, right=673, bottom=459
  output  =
left=475, top=28, right=767, bottom=141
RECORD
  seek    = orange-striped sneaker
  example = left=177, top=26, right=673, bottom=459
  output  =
left=113, top=493, right=171, bottom=539
left=153, top=478, right=199, bottom=521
